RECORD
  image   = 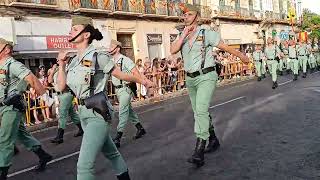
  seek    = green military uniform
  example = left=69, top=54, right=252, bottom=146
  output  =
left=253, top=50, right=264, bottom=79
left=50, top=67, right=82, bottom=144
left=264, top=44, right=281, bottom=85
left=282, top=46, right=291, bottom=72
left=288, top=44, right=299, bottom=79
left=182, top=24, right=220, bottom=140
left=297, top=43, right=308, bottom=76
left=0, top=41, right=52, bottom=177
left=112, top=54, right=143, bottom=133
left=65, top=16, right=128, bottom=180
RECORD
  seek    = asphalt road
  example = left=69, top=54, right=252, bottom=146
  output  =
left=8, top=71, right=320, bottom=180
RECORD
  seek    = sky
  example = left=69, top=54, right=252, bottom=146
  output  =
left=301, top=0, right=320, bottom=14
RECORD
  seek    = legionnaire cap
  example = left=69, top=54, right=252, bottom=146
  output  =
left=71, top=15, right=93, bottom=27
left=0, top=38, right=14, bottom=47
left=181, top=4, right=200, bottom=14
left=254, top=39, right=264, bottom=45
left=110, top=39, right=122, bottom=48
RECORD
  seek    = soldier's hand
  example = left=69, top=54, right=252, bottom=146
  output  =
left=57, top=59, right=67, bottom=68
left=57, top=50, right=69, bottom=62
left=182, top=26, right=194, bottom=37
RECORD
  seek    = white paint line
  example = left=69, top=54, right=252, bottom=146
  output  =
left=137, top=100, right=184, bottom=115
left=209, top=96, right=245, bottom=109
left=312, top=89, right=320, bottom=93
left=10, top=96, right=246, bottom=177
left=278, top=80, right=292, bottom=86
left=8, top=151, right=80, bottom=177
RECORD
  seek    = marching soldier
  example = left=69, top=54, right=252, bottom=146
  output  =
left=307, top=41, right=317, bottom=73
left=288, top=39, right=299, bottom=81
left=264, top=37, right=282, bottom=89
left=277, top=41, right=284, bottom=76
left=0, top=38, right=52, bottom=180
left=253, top=39, right=264, bottom=81
left=282, top=40, right=291, bottom=74
left=170, top=4, right=249, bottom=167
left=47, top=63, right=83, bottom=144
left=108, top=39, right=147, bottom=148
left=297, top=39, right=308, bottom=78
left=55, top=16, right=154, bottom=180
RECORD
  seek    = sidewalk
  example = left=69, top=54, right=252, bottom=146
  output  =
left=26, top=75, right=255, bottom=132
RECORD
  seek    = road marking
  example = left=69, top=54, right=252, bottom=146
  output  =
left=209, top=96, right=245, bottom=109
left=11, top=97, right=246, bottom=177
left=8, top=151, right=80, bottom=177
left=278, top=80, right=292, bottom=86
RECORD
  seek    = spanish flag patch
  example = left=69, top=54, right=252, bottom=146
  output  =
left=82, top=60, right=92, bottom=67
left=196, top=36, right=204, bottom=41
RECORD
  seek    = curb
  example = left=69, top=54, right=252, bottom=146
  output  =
left=26, top=75, right=255, bottom=132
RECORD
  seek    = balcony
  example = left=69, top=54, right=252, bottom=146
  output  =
left=218, top=6, right=258, bottom=20
left=70, top=1, right=213, bottom=21
left=7, top=0, right=58, bottom=9
left=200, top=5, right=212, bottom=19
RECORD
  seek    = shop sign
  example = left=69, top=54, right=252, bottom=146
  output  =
left=46, top=36, right=75, bottom=49
left=147, top=34, right=162, bottom=44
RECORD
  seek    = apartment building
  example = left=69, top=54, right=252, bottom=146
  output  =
left=0, top=0, right=296, bottom=70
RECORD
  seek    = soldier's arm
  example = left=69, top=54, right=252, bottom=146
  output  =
left=217, top=42, right=249, bottom=63
left=24, top=73, right=46, bottom=96
left=170, top=26, right=194, bottom=54
left=56, top=63, right=67, bottom=91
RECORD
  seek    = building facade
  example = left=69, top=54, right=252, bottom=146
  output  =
left=0, top=0, right=295, bottom=70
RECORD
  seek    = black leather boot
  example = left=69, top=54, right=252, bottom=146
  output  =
left=0, top=167, right=9, bottom=180
left=117, top=171, right=131, bottom=180
left=272, top=81, right=278, bottom=89
left=204, top=126, right=220, bottom=153
left=33, top=147, right=53, bottom=172
left=257, top=77, right=261, bottom=81
left=74, top=123, right=84, bottom=137
left=262, top=74, right=266, bottom=78
left=279, top=71, right=283, bottom=76
left=293, top=74, right=298, bottom=81
left=134, top=123, right=146, bottom=139
left=50, top=128, right=64, bottom=144
left=286, top=69, right=291, bottom=74
left=187, top=138, right=206, bottom=167
left=302, top=72, right=307, bottom=78
left=14, top=145, right=19, bottom=155
left=113, top=132, right=123, bottom=148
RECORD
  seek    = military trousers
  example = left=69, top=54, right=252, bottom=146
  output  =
left=267, top=60, right=278, bottom=82
left=58, top=92, right=80, bottom=129
left=298, top=56, right=308, bottom=73
left=77, top=105, right=127, bottom=180
left=285, top=57, right=292, bottom=70
left=254, top=61, right=262, bottom=77
left=308, top=55, right=317, bottom=69
left=261, top=61, right=266, bottom=75
left=186, top=71, right=218, bottom=140
left=292, top=58, right=299, bottom=75
left=278, top=59, right=284, bottom=71
left=0, top=106, right=41, bottom=168
left=115, top=87, right=140, bottom=132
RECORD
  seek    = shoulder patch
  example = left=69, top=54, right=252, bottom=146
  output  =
left=81, top=59, right=92, bottom=67
left=196, top=35, right=204, bottom=41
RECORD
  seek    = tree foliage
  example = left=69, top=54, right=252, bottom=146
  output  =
left=302, top=9, right=320, bottom=40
